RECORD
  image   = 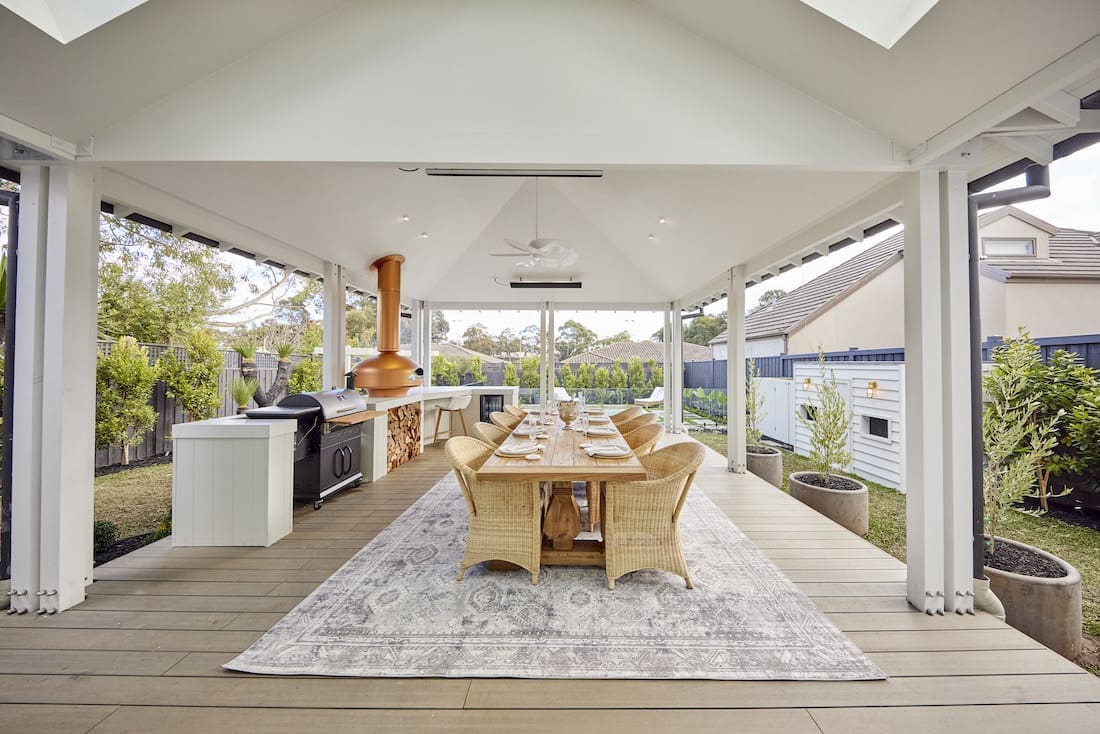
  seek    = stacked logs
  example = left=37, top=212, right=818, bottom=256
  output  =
left=387, top=404, right=421, bottom=469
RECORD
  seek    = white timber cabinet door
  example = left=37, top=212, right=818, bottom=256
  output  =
left=172, top=418, right=296, bottom=546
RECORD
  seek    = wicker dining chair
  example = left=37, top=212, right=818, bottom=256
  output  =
left=489, top=411, right=520, bottom=431
left=445, top=436, right=543, bottom=585
left=503, top=405, right=528, bottom=420
left=472, top=421, right=509, bottom=447
left=615, top=412, right=658, bottom=436
left=585, top=423, right=665, bottom=532
left=609, top=405, right=644, bottom=426
left=602, top=441, right=706, bottom=590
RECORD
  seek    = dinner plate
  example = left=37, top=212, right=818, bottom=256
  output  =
left=496, top=443, right=542, bottom=457
left=585, top=445, right=633, bottom=458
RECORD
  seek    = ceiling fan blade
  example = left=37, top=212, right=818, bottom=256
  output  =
left=504, top=239, right=535, bottom=253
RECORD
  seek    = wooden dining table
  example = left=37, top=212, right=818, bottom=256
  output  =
left=477, top=409, right=647, bottom=566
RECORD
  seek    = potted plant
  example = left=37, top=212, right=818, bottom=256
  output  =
left=745, top=358, right=782, bottom=487
left=230, top=376, right=259, bottom=414
left=789, top=353, right=868, bottom=535
left=981, top=332, right=1082, bottom=660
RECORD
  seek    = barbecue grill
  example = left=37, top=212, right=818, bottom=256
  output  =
left=245, top=388, right=372, bottom=509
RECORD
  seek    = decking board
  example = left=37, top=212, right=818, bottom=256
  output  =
left=1, top=441, right=1097, bottom=734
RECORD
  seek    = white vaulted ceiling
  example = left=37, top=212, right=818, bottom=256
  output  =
left=1, top=0, right=1098, bottom=304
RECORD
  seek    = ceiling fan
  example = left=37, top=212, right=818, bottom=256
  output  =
left=491, top=178, right=578, bottom=269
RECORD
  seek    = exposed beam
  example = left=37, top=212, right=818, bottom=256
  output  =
left=908, top=35, right=1100, bottom=166
left=1031, top=90, right=1082, bottom=127
left=0, top=112, right=76, bottom=161
left=995, top=135, right=1055, bottom=166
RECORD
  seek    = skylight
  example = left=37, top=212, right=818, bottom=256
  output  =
left=798, top=0, right=940, bottom=49
left=0, top=0, right=149, bottom=44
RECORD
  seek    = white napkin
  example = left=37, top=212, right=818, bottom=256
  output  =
left=497, top=442, right=543, bottom=456
left=587, top=415, right=611, bottom=424
left=584, top=426, right=616, bottom=435
left=584, top=445, right=632, bottom=458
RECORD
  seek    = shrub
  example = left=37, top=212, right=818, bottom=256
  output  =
left=797, top=352, right=852, bottom=482
left=433, top=356, right=460, bottom=386
left=558, top=363, right=576, bottom=391
left=230, top=376, right=259, bottom=410
left=1068, top=386, right=1100, bottom=483
left=159, top=330, right=224, bottom=421
left=289, top=358, right=322, bottom=394
left=150, top=509, right=172, bottom=541
left=645, top=358, right=661, bottom=388
left=503, top=361, right=519, bottom=387
left=94, top=520, right=119, bottom=552
left=982, top=334, right=1062, bottom=550
left=519, top=356, right=541, bottom=389
left=95, top=336, right=158, bottom=465
left=610, top=361, right=627, bottom=390
left=746, top=358, right=766, bottom=445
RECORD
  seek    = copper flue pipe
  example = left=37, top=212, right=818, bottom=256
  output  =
left=372, top=254, right=404, bottom=354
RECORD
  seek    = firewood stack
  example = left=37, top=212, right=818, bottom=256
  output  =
left=387, top=404, right=422, bottom=470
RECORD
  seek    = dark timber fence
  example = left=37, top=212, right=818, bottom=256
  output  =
left=683, top=333, right=1100, bottom=388
left=93, top=340, right=312, bottom=469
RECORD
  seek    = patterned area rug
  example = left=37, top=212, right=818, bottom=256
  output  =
left=226, top=474, right=885, bottom=680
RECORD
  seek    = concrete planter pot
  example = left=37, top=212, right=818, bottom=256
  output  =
left=746, top=446, right=783, bottom=488
left=985, top=537, right=1082, bottom=660
left=788, top=471, right=868, bottom=536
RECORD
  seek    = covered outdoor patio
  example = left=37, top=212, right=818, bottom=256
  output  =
left=1, top=442, right=1098, bottom=731
left=3, top=1, right=1100, bottom=729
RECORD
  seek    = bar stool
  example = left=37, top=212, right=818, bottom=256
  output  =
left=433, top=393, right=471, bottom=443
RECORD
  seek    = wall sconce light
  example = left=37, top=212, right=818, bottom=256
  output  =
left=866, top=380, right=878, bottom=398
left=802, top=377, right=813, bottom=390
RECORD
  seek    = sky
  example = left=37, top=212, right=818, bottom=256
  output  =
left=441, top=142, right=1100, bottom=343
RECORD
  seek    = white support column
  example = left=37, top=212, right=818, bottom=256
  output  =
left=939, top=170, right=975, bottom=615
left=662, top=305, right=673, bottom=427
left=538, top=305, right=548, bottom=410
left=38, top=166, right=100, bottom=613
left=727, top=267, right=747, bottom=473
left=546, top=304, right=556, bottom=402
left=321, top=262, right=346, bottom=390
left=10, top=165, right=48, bottom=614
left=670, top=301, right=684, bottom=433
left=410, top=299, right=423, bottom=366
left=903, top=169, right=973, bottom=615
left=417, top=300, right=432, bottom=386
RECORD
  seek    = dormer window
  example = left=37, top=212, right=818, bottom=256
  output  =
left=982, top=237, right=1036, bottom=258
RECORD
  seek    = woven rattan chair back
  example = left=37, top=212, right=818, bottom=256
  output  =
left=610, top=405, right=644, bottom=426
left=472, top=421, right=509, bottom=447
left=621, top=423, right=664, bottom=457
left=503, top=405, right=528, bottom=420
left=444, top=436, right=542, bottom=585
left=602, top=441, right=706, bottom=590
left=489, top=411, right=520, bottom=431
left=615, top=412, right=658, bottom=436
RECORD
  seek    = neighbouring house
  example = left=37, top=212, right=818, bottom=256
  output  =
left=430, top=341, right=504, bottom=365
left=710, top=207, right=1100, bottom=358
left=562, top=340, right=712, bottom=367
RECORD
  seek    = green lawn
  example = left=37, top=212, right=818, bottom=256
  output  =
left=94, top=463, right=173, bottom=539
left=692, top=431, right=1100, bottom=673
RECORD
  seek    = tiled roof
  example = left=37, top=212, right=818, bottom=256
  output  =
left=711, top=230, right=905, bottom=344
left=562, top=340, right=712, bottom=364
left=431, top=342, right=504, bottom=364
left=710, top=208, right=1100, bottom=346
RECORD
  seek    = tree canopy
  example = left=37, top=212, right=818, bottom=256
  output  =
left=556, top=319, right=597, bottom=360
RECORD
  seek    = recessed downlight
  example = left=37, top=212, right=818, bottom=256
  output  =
left=658, top=216, right=667, bottom=224
left=401, top=214, right=410, bottom=222
left=647, top=233, right=655, bottom=240
left=419, top=231, right=429, bottom=239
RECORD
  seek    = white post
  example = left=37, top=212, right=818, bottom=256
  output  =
left=538, top=305, right=548, bottom=410
left=37, top=166, right=100, bottom=613
left=410, top=299, right=422, bottom=366
left=670, top=301, right=684, bottom=433
left=662, top=305, right=673, bottom=427
left=10, top=165, right=48, bottom=614
left=903, top=169, right=973, bottom=614
left=321, top=262, right=346, bottom=390
left=727, top=267, right=747, bottom=473
left=939, top=170, right=975, bottom=615
left=546, top=304, right=556, bottom=403
left=417, top=300, right=432, bottom=387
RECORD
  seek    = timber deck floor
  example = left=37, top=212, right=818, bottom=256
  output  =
left=1, top=440, right=1099, bottom=733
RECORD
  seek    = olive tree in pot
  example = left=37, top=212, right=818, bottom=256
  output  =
left=745, top=359, right=782, bottom=487
left=982, top=333, right=1081, bottom=660
left=789, top=354, right=867, bottom=535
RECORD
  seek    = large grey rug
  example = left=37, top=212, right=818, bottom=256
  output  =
left=226, top=474, right=885, bottom=680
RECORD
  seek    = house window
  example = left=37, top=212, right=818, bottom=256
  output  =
left=802, top=405, right=817, bottom=422
left=864, top=416, right=889, bottom=439
left=982, top=237, right=1035, bottom=257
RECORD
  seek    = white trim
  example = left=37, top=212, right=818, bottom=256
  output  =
left=321, top=262, right=346, bottom=389
left=727, top=266, right=747, bottom=473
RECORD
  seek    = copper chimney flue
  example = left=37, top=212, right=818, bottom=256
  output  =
left=351, top=254, right=423, bottom=396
